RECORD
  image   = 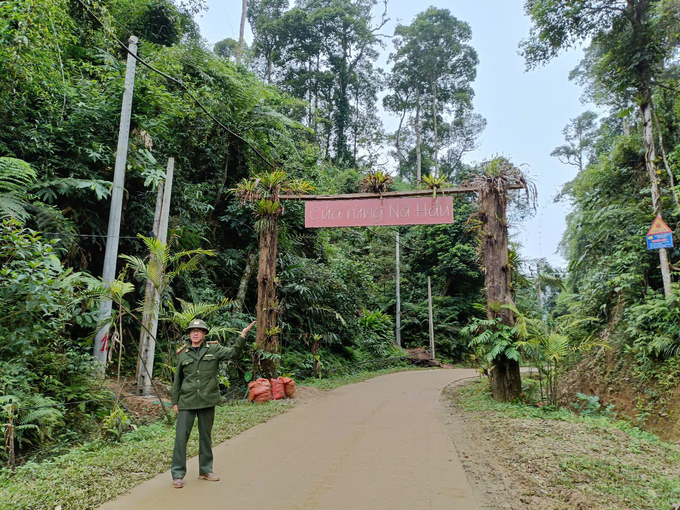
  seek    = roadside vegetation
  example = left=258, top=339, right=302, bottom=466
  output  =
left=447, top=378, right=680, bottom=510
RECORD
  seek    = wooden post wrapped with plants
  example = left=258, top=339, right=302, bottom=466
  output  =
left=235, top=172, right=312, bottom=377
left=472, top=158, right=535, bottom=401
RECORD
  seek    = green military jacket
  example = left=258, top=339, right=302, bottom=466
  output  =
left=171, top=336, right=246, bottom=410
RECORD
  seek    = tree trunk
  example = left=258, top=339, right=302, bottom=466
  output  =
left=415, top=88, right=422, bottom=182
left=432, top=79, right=439, bottom=176
left=234, top=249, right=256, bottom=315
left=480, top=182, right=521, bottom=401
left=652, top=107, right=679, bottom=208
left=353, top=85, right=359, bottom=168
left=335, top=73, right=351, bottom=166
left=207, top=143, right=230, bottom=225
left=255, top=197, right=281, bottom=377
left=313, top=55, right=320, bottom=136
left=488, top=358, right=522, bottom=402
left=395, top=106, right=407, bottom=174
left=266, top=56, right=273, bottom=84
left=640, top=96, right=672, bottom=297
left=237, top=0, right=247, bottom=65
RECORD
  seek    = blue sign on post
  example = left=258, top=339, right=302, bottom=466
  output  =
left=647, top=232, right=673, bottom=250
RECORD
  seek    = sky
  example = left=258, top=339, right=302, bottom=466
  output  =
left=194, top=0, right=593, bottom=268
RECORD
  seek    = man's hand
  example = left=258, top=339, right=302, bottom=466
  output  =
left=240, top=320, right=256, bottom=338
left=172, top=404, right=178, bottom=413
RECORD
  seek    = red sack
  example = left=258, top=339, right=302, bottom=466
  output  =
left=281, top=377, right=296, bottom=398
left=270, top=377, right=286, bottom=400
left=248, top=378, right=272, bottom=403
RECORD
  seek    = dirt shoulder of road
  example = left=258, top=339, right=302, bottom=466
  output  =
left=440, top=378, right=680, bottom=510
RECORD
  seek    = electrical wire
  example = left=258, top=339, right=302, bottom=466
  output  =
left=372, top=230, right=419, bottom=253
left=40, top=232, right=145, bottom=240
left=73, top=0, right=277, bottom=171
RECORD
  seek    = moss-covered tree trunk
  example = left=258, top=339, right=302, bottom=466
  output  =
left=480, top=184, right=521, bottom=401
left=254, top=206, right=280, bottom=378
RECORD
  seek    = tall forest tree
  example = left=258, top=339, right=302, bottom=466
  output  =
left=551, top=111, right=599, bottom=174
left=248, top=0, right=288, bottom=82
left=521, top=0, right=680, bottom=297
left=385, top=8, right=479, bottom=181
left=251, top=0, right=388, bottom=166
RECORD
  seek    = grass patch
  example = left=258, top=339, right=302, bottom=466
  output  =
left=452, top=379, right=680, bottom=509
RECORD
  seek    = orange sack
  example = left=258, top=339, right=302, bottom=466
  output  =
left=281, top=377, right=296, bottom=398
left=270, top=377, right=286, bottom=400
left=248, top=378, right=272, bottom=403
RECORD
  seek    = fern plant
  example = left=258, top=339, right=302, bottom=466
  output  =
left=0, top=157, right=37, bottom=220
left=462, top=317, right=521, bottom=364
left=1, top=394, right=64, bottom=466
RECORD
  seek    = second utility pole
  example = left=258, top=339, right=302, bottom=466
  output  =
left=396, top=232, right=401, bottom=347
left=93, top=35, right=138, bottom=368
left=427, top=276, right=435, bottom=361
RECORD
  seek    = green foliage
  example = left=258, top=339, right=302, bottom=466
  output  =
left=101, top=406, right=135, bottom=442
left=0, top=157, right=37, bottom=221
left=0, top=220, right=108, bottom=460
left=463, top=317, right=521, bottom=364
left=357, top=309, right=395, bottom=357
left=572, top=393, right=616, bottom=418
left=1, top=394, right=64, bottom=453
left=623, top=288, right=680, bottom=360
left=0, top=0, right=494, bottom=469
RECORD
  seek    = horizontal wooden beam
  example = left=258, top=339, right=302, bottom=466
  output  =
left=279, top=184, right=526, bottom=201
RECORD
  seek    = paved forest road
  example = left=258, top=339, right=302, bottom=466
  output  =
left=100, top=369, right=480, bottom=510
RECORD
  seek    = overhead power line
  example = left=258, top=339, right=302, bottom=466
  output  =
left=41, top=232, right=145, bottom=240
left=73, top=0, right=277, bottom=170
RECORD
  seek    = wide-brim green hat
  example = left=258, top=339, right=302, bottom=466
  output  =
left=187, top=319, right=209, bottom=332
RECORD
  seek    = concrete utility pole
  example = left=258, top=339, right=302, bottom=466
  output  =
left=137, top=158, right=174, bottom=395
left=93, top=35, right=138, bottom=367
left=395, top=232, right=401, bottom=347
left=427, top=276, right=435, bottom=360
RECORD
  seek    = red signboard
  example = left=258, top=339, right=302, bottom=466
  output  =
left=305, top=196, right=454, bottom=228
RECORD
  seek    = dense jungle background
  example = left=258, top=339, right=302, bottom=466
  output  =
left=2, top=0, right=680, bottom=467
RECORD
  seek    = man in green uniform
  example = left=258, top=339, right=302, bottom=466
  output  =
left=171, top=318, right=255, bottom=488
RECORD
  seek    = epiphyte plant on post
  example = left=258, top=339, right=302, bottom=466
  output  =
left=233, top=171, right=313, bottom=377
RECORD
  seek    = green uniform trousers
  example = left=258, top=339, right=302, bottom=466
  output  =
left=171, top=407, right=215, bottom=479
